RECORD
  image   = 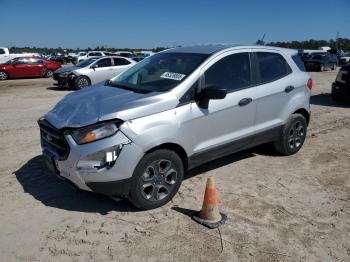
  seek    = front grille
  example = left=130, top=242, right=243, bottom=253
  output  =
left=38, top=119, right=70, bottom=160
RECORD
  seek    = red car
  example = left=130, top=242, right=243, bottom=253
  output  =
left=0, top=57, right=61, bottom=80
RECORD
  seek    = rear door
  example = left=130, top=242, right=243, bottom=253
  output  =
left=88, top=58, right=113, bottom=84
left=27, top=58, right=45, bottom=76
left=252, top=51, right=294, bottom=137
left=189, top=50, right=257, bottom=159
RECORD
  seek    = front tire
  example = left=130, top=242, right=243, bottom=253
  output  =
left=274, top=113, right=307, bottom=156
left=129, top=149, right=184, bottom=210
left=74, top=76, right=91, bottom=90
left=0, top=70, right=8, bottom=80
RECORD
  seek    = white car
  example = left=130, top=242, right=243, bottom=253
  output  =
left=74, top=51, right=115, bottom=64
left=339, top=52, right=350, bottom=66
left=53, top=56, right=136, bottom=89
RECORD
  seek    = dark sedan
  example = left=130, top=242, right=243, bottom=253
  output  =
left=332, top=63, right=350, bottom=103
left=304, top=53, right=337, bottom=71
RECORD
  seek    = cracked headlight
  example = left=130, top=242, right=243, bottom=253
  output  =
left=71, top=123, right=118, bottom=145
left=59, top=72, right=70, bottom=77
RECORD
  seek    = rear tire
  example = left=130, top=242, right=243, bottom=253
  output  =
left=274, top=113, right=307, bottom=156
left=129, top=149, right=184, bottom=210
left=0, top=71, right=8, bottom=80
left=44, top=69, right=53, bottom=78
left=74, top=76, right=91, bottom=90
left=319, top=64, right=325, bottom=72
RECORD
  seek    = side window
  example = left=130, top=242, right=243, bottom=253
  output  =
left=94, top=58, right=112, bottom=68
left=292, top=55, right=305, bottom=71
left=89, top=52, right=102, bottom=57
left=179, top=80, right=198, bottom=104
left=113, top=58, right=131, bottom=66
left=204, top=52, right=251, bottom=92
left=16, top=58, right=29, bottom=64
left=256, top=52, right=292, bottom=84
left=0, top=49, right=5, bottom=55
left=29, top=58, right=43, bottom=64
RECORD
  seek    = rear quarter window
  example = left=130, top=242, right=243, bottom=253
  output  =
left=292, top=55, right=306, bottom=71
left=256, top=52, right=292, bottom=84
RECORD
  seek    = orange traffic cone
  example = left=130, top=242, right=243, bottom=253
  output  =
left=192, top=176, right=227, bottom=229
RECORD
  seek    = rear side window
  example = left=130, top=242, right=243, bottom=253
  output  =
left=205, top=52, right=251, bottom=92
left=256, top=52, right=292, bottom=84
left=292, top=55, right=305, bottom=71
left=113, top=58, right=131, bottom=66
left=95, top=58, right=112, bottom=68
left=29, top=58, right=44, bottom=64
left=89, top=52, right=102, bottom=57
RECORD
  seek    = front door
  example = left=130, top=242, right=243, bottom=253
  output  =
left=189, top=51, right=257, bottom=162
left=10, top=58, right=33, bottom=77
left=89, top=58, right=113, bottom=84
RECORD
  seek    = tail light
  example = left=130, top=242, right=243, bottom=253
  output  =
left=307, top=78, right=313, bottom=90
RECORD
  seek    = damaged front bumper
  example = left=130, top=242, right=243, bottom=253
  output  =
left=41, top=125, right=144, bottom=197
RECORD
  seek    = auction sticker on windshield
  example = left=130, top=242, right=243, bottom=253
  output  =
left=160, top=72, right=186, bottom=81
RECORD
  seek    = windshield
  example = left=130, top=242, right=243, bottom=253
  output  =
left=76, top=57, right=99, bottom=67
left=111, top=52, right=208, bottom=92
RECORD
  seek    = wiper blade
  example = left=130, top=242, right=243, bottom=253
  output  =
left=107, top=82, right=151, bottom=94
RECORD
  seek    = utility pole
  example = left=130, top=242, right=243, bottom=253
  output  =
left=256, top=33, right=266, bottom=45
left=336, top=32, right=339, bottom=50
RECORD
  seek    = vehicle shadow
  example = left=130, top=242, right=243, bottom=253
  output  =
left=184, top=144, right=278, bottom=181
left=15, top=145, right=276, bottom=213
left=46, top=86, right=71, bottom=91
left=311, top=93, right=350, bottom=108
left=14, top=155, right=137, bottom=214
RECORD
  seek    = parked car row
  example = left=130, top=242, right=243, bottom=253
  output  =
left=0, top=47, right=39, bottom=64
left=53, top=56, right=136, bottom=89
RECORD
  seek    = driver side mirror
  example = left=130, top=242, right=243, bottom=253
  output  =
left=12, top=61, right=17, bottom=67
left=196, top=85, right=227, bottom=109
left=91, top=64, right=98, bottom=70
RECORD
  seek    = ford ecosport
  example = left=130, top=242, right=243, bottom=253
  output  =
left=39, top=44, right=312, bottom=210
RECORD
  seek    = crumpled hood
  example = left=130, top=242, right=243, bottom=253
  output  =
left=54, top=65, right=80, bottom=74
left=44, top=83, right=179, bottom=129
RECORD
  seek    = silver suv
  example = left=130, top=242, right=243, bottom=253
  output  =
left=39, top=44, right=312, bottom=210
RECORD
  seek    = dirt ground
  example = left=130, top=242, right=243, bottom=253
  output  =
left=0, top=70, right=349, bottom=262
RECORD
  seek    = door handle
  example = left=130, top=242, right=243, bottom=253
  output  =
left=285, top=85, right=295, bottom=93
left=238, top=97, right=252, bottom=106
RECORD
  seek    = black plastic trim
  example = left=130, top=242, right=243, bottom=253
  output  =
left=86, top=178, right=132, bottom=197
left=188, top=125, right=283, bottom=169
